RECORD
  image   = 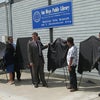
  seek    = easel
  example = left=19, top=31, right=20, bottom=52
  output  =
left=78, top=73, right=83, bottom=86
left=47, top=66, right=69, bottom=88
left=78, top=72, right=96, bottom=86
left=0, top=70, right=8, bottom=81
left=0, top=59, right=8, bottom=81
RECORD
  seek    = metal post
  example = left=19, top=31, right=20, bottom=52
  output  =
left=48, top=0, right=53, bottom=43
left=8, top=1, right=13, bottom=36
left=5, top=0, right=13, bottom=36
left=50, top=28, right=53, bottom=43
left=5, top=3, right=9, bottom=36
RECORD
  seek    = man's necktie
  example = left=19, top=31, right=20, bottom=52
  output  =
left=36, top=41, right=42, bottom=56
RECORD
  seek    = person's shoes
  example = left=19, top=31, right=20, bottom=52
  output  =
left=32, top=82, right=35, bottom=85
left=7, top=81, right=15, bottom=85
left=70, top=88, right=78, bottom=92
left=38, top=81, right=40, bottom=84
left=98, top=93, right=100, bottom=97
left=10, top=81, right=15, bottom=85
left=34, top=84, right=38, bottom=88
left=42, top=83, right=48, bottom=87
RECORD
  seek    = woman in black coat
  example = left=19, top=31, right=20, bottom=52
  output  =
left=4, top=36, right=15, bottom=85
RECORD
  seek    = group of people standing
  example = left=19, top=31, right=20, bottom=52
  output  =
left=3, top=32, right=100, bottom=95
left=4, top=32, right=78, bottom=92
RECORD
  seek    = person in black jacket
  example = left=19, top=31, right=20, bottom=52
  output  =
left=4, top=36, right=15, bottom=85
left=12, top=42, right=21, bottom=82
left=12, top=52, right=21, bottom=81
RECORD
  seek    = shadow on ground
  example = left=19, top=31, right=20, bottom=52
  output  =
left=77, top=78, right=100, bottom=92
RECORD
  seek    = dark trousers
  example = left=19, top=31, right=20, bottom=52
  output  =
left=13, top=66, right=21, bottom=81
left=30, top=67, right=40, bottom=84
left=69, top=66, right=77, bottom=89
left=13, top=70, right=21, bottom=81
left=30, top=57, right=47, bottom=85
left=30, top=67, right=34, bottom=84
left=13, top=62, right=21, bottom=81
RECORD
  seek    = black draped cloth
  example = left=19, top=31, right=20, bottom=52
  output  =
left=78, top=36, right=100, bottom=74
left=47, top=38, right=68, bottom=72
left=93, top=47, right=100, bottom=74
left=16, top=37, right=31, bottom=69
left=0, top=42, right=6, bottom=70
left=0, top=42, right=6, bottom=59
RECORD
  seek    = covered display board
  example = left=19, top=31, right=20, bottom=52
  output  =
left=78, top=36, right=100, bottom=74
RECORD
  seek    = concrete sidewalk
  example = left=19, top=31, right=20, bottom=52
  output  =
left=0, top=71, right=100, bottom=100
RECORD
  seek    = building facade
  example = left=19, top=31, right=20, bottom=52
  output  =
left=0, top=0, right=100, bottom=79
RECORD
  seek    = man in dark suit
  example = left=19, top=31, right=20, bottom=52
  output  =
left=27, top=32, right=48, bottom=88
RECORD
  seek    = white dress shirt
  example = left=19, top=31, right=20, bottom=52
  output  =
left=67, top=45, right=77, bottom=66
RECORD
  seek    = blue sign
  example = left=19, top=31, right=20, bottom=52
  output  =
left=32, top=1, right=73, bottom=29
